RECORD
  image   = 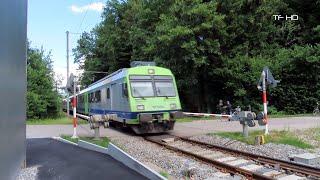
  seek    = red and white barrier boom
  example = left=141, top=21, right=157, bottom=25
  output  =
left=257, top=67, right=279, bottom=135
left=183, top=112, right=231, bottom=119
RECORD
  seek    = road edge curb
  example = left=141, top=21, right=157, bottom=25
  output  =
left=52, top=137, right=165, bottom=180
left=52, top=136, right=78, bottom=146
left=78, top=140, right=108, bottom=154
left=108, top=142, right=166, bottom=180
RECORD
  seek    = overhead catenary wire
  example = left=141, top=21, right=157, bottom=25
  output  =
left=77, top=0, right=94, bottom=34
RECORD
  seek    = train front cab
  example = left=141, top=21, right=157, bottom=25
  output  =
left=126, top=66, right=183, bottom=134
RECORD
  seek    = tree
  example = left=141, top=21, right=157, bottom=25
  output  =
left=73, top=0, right=320, bottom=114
left=27, top=43, right=61, bottom=119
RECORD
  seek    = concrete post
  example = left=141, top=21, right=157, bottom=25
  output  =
left=94, top=126, right=100, bottom=140
left=242, top=122, right=249, bottom=138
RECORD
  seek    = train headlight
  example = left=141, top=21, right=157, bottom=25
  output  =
left=170, top=103, right=177, bottom=109
left=137, top=105, right=145, bottom=110
left=148, top=69, right=155, bottom=74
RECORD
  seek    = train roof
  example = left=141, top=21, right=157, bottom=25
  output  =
left=77, top=68, right=128, bottom=95
left=68, top=65, right=173, bottom=98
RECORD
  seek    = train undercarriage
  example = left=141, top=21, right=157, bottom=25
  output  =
left=72, top=110, right=183, bottom=135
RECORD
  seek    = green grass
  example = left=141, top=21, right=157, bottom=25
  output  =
left=293, top=128, right=320, bottom=149
left=159, top=171, right=169, bottom=179
left=80, top=137, right=110, bottom=147
left=61, top=135, right=110, bottom=147
left=27, top=116, right=87, bottom=125
left=61, top=135, right=79, bottom=143
left=315, top=128, right=320, bottom=141
left=212, top=130, right=313, bottom=149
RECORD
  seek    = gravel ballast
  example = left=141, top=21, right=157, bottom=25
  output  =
left=189, top=134, right=320, bottom=168
left=110, top=136, right=241, bottom=180
left=16, top=166, right=38, bottom=180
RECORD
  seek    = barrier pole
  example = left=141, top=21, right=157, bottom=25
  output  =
left=262, top=71, right=269, bottom=135
left=71, top=96, right=78, bottom=138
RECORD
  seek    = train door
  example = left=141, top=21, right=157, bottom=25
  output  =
left=110, top=83, right=116, bottom=110
left=106, top=87, right=111, bottom=110
left=84, top=92, right=89, bottom=114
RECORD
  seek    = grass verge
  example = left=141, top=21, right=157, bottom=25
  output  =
left=61, top=135, right=110, bottom=147
left=315, top=128, right=320, bottom=141
left=27, top=116, right=87, bottom=125
left=61, top=135, right=78, bottom=144
left=159, top=171, right=169, bottom=178
left=212, top=130, right=313, bottom=149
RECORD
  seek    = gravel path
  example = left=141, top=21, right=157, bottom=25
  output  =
left=189, top=134, right=320, bottom=168
left=110, top=136, right=242, bottom=180
left=16, top=166, right=38, bottom=180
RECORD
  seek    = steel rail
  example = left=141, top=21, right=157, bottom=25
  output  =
left=144, top=136, right=274, bottom=180
left=179, top=137, right=320, bottom=178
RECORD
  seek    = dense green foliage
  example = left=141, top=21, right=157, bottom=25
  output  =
left=27, top=43, right=61, bottom=119
left=74, top=0, right=320, bottom=114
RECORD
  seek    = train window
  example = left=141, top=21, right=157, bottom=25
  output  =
left=129, top=75, right=152, bottom=80
left=106, top=88, right=110, bottom=99
left=95, top=90, right=101, bottom=102
left=122, top=83, right=128, bottom=98
left=131, top=81, right=154, bottom=97
left=78, top=95, right=82, bottom=103
left=89, top=92, right=94, bottom=103
left=155, top=81, right=176, bottom=97
left=154, top=75, right=173, bottom=80
left=81, top=95, right=84, bottom=103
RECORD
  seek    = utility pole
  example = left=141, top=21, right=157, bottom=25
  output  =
left=66, top=31, right=70, bottom=117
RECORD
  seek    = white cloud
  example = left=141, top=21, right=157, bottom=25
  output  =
left=71, top=2, right=105, bottom=13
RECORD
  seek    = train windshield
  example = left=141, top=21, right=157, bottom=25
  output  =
left=129, top=75, right=176, bottom=98
left=155, top=81, right=176, bottom=97
left=131, top=81, right=155, bottom=97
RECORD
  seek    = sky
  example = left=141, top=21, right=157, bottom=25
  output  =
left=28, top=0, right=106, bottom=86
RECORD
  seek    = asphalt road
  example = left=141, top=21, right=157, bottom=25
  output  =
left=27, top=138, right=147, bottom=180
left=27, top=116, right=320, bottom=138
left=172, top=116, right=320, bottom=136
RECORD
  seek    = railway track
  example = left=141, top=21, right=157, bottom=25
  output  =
left=144, top=135, right=320, bottom=180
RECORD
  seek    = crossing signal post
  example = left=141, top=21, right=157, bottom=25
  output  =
left=66, top=73, right=78, bottom=138
left=72, top=95, right=77, bottom=138
left=257, top=67, right=279, bottom=135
